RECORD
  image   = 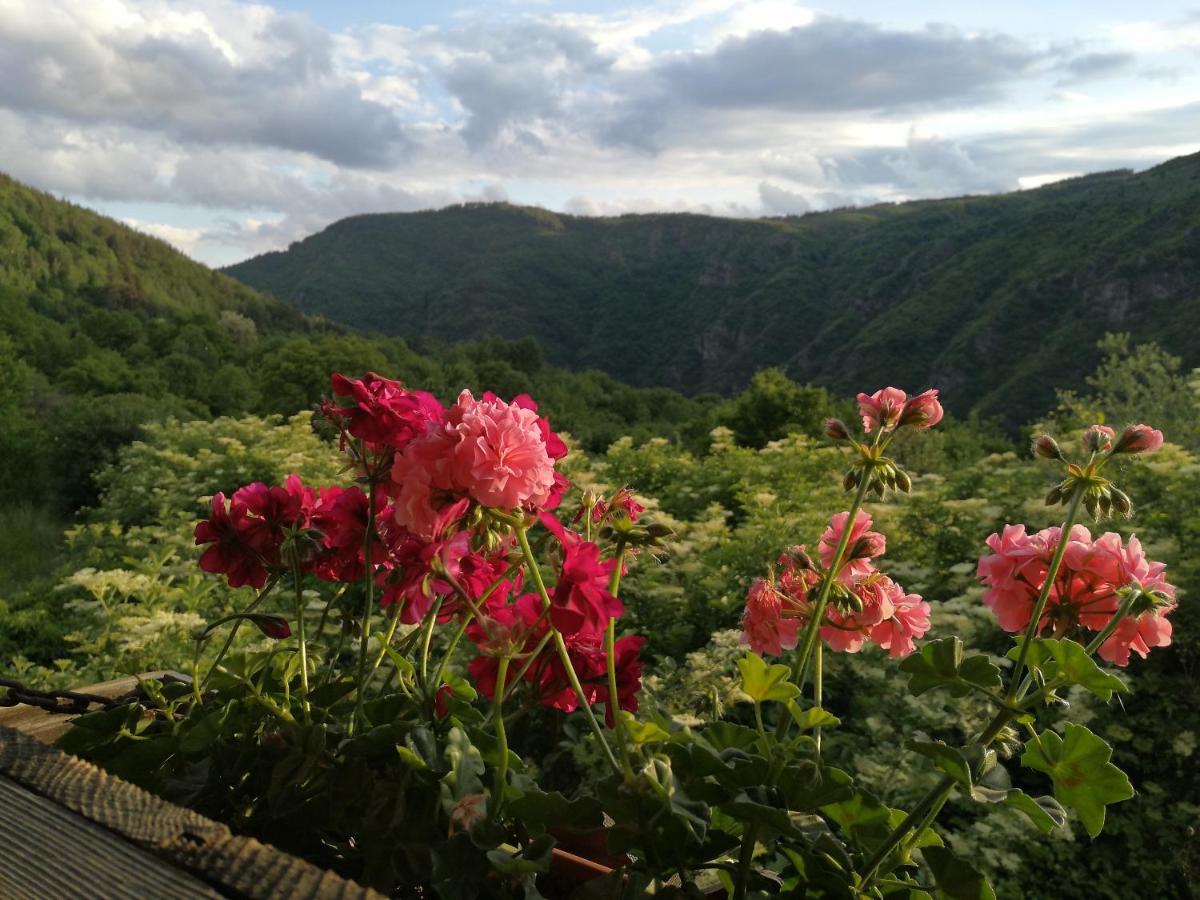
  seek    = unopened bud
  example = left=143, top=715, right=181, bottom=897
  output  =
left=1032, top=435, right=1065, bottom=461
left=895, top=469, right=912, bottom=493
left=1111, top=488, right=1133, bottom=516
left=1045, top=485, right=1064, bottom=506
left=1082, top=424, right=1115, bottom=454
left=1084, top=494, right=1100, bottom=520
left=1113, top=423, right=1165, bottom=455
left=843, top=469, right=860, bottom=492
left=824, top=418, right=851, bottom=441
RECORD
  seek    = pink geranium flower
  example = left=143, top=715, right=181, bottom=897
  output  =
left=447, top=390, right=557, bottom=511
left=869, top=591, right=932, bottom=658
left=742, top=579, right=801, bottom=657
left=1098, top=609, right=1174, bottom=666
left=857, top=387, right=908, bottom=433
left=898, top=389, right=944, bottom=430
left=819, top=510, right=886, bottom=580
left=550, top=541, right=624, bottom=638
left=327, top=372, right=445, bottom=449
left=195, top=493, right=273, bottom=589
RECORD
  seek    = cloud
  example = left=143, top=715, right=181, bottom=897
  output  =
left=599, top=17, right=1047, bottom=151
left=1055, top=51, right=1134, bottom=85
left=658, top=18, right=1043, bottom=112
left=0, top=0, right=409, bottom=167
left=757, top=182, right=810, bottom=215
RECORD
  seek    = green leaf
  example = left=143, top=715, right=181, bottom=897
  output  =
left=737, top=652, right=800, bottom=703
left=1004, top=791, right=1068, bottom=833
left=922, top=846, right=996, bottom=900
left=619, top=711, right=670, bottom=745
left=967, top=762, right=1066, bottom=832
left=906, top=740, right=973, bottom=788
left=506, top=789, right=603, bottom=830
left=787, top=704, right=841, bottom=732
left=1020, top=723, right=1134, bottom=837
left=899, top=637, right=1001, bottom=698
left=1007, top=638, right=1128, bottom=701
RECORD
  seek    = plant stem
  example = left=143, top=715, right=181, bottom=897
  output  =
left=202, top=575, right=279, bottom=689
left=1006, top=485, right=1086, bottom=700
left=368, top=607, right=403, bottom=678
left=351, top=472, right=378, bottom=735
left=789, top=471, right=873, bottom=686
left=605, top=540, right=634, bottom=778
left=734, top=821, right=760, bottom=900
left=814, top=640, right=824, bottom=754
left=514, top=521, right=622, bottom=776
left=418, top=596, right=444, bottom=693
left=291, top=563, right=311, bottom=715
left=491, top=655, right=511, bottom=818
left=191, top=641, right=203, bottom=707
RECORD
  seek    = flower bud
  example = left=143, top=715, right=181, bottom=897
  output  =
left=1082, top=424, right=1115, bottom=454
left=895, top=469, right=913, bottom=493
left=1113, top=423, right=1165, bottom=455
left=843, top=469, right=860, bottom=492
left=249, top=613, right=293, bottom=640
left=1032, top=435, right=1065, bottom=461
left=1110, top=488, right=1133, bottom=517
left=824, top=418, right=851, bottom=441
left=1045, top=484, right=1064, bottom=506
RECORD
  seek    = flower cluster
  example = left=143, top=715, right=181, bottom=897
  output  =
left=196, top=371, right=645, bottom=723
left=854, top=387, right=944, bottom=434
left=742, top=510, right=932, bottom=659
left=977, top=525, right=1176, bottom=666
left=196, top=475, right=376, bottom=589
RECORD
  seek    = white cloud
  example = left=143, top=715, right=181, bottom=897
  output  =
left=0, top=0, right=1195, bottom=266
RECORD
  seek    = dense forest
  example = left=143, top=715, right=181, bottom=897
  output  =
left=1, top=169, right=1198, bottom=897
left=226, top=153, right=1200, bottom=425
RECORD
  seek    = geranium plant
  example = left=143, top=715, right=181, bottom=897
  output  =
left=58, top=374, right=1176, bottom=899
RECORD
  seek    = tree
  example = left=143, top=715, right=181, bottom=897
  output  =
left=718, top=368, right=830, bottom=448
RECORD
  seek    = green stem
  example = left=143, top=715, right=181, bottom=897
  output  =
left=789, top=472, right=873, bottom=685
left=351, top=472, right=378, bottom=734
left=430, top=615, right=471, bottom=696
left=514, top=521, right=622, bottom=776
left=605, top=540, right=634, bottom=777
left=202, top=575, right=279, bottom=689
left=734, top=821, right=760, bottom=900
left=418, top=596, right=444, bottom=693
left=814, top=640, right=824, bottom=754
left=368, top=607, right=403, bottom=679
left=491, top=655, right=511, bottom=818
left=191, top=641, right=203, bottom=707
left=291, top=563, right=311, bottom=715
left=319, top=622, right=349, bottom=689
left=1006, top=485, right=1086, bottom=700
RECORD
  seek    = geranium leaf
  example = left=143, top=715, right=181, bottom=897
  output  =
left=922, top=846, right=997, bottom=900
left=906, top=739, right=973, bottom=788
left=1020, top=723, right=1134, bottom=837
left=737, top=652, right=800, bottom=703
left=1007, top=638, right=1128, bottom=701
left=787, top=703, right=841, bottom=732
left=899, top=637, right=1001, bottom=697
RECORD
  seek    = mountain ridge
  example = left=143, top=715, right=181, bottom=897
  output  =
left=225, top=152, right=1200, bottom=424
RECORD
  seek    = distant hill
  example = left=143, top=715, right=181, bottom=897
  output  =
left=225, top=153, right=1200, bottom=424
left=0, top=174, right=715, bottom=512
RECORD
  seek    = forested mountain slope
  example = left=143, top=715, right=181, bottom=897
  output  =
left=227, top=152, right=1200, bottom=424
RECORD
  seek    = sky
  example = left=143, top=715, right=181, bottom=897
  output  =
left=2, top=1, right=1198, bottom=266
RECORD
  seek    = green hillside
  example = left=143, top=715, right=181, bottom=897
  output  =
left=226, top=152, right=1200, bottom=425
left=0, top=174, right=717, bottom=516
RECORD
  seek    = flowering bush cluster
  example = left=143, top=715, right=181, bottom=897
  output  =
left=58, top=374, right=1178, bottom=899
